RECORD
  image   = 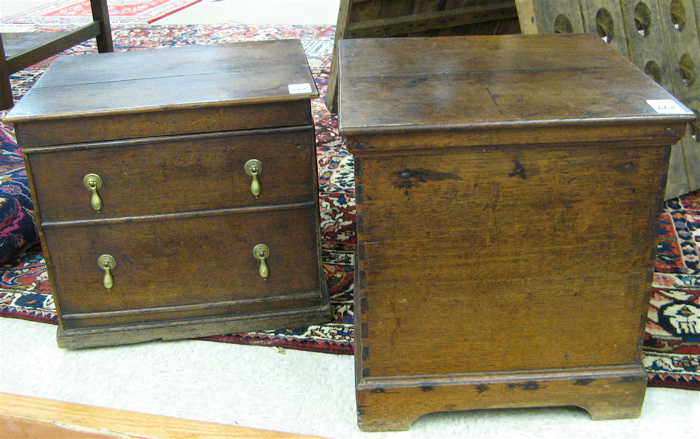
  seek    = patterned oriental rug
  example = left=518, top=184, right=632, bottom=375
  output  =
left=0, top=0, right=203, bottom=25
left=0, top=24, right=697, bottom=391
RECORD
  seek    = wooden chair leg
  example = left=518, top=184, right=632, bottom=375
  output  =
left=90, top=0, right=114, bottom=53
left=1, top=75, right=13, bottom=111
left=0, top=35, right=14, bottom=110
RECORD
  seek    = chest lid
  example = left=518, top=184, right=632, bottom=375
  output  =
left=6, top=39, right=318, bottom=124
left=337, top=34, right=694, bottom=150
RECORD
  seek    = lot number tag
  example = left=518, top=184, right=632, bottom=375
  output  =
left=646, top=99, right=686, bottom=114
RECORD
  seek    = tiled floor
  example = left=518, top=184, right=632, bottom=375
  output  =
left=1, top=1, right=699, bottom=438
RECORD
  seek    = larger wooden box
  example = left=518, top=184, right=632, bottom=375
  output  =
left=6, top=40, right=331, bottom=349
left=337, top=34, right=695, bottom=432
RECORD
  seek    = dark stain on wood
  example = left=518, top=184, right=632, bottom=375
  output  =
left=396, top=168, right=463, bottom=193
left=352, top=141, right=370, bottom=150
left=356, top=183, right=365, bottom=204
left=507, top=382, right=541, bottom=391
left=621, top=376, right=643, bottom=384
left=509, top=161, right=527, bottom=179
left=616, top=162, right=637, bottom=173
left=404, top=77, right=429, bottom=88
left=361, top=322, right=369, bottom=339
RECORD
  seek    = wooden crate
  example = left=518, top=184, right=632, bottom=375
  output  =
left=516, top=0, right=700, bottom=199
left=326, top=0, right=521, bottom=113
left=338, top=33, right=694, bottom=431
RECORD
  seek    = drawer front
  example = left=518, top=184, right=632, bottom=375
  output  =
left=43, top=206, right=322, bottom=327
left=26, top=127, right=316, bottom=223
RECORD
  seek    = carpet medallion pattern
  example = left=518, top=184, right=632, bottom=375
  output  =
left=646, top=194, right=700, bottom=389
left=0, top=24, right=697, bottom=389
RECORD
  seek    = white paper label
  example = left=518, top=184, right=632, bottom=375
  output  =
left=288, top=83, right=313, bottom=94
left=646, top=99, right=686, bottom=114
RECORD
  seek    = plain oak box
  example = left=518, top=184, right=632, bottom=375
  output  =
left=6, top=40, right=331, bottom=349
left=337, top=33, right=695, bottom=432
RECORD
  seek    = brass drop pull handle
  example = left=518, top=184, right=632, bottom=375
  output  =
left=253, top=244, right=270, bottom=280
left=83, top=173, right=103, bottom=212
left=98, top=254, right=116, bottom=290
left=244, top=159, right=263, bottom=198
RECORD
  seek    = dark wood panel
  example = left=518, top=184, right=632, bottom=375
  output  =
left=5, top=40, right=318, bottom=123
left=345, top=1, right=518, bottom=38
left=14, top=100, right=313, bottom=147
left=44, top=206, right=321, bottom=317
left=358, top=278, right=650, bottom=376
left=337, top=34, right=693, bottom=138
left=26, top=127, right=316, bottom=222
left=356, top=145, right=667, bottom=277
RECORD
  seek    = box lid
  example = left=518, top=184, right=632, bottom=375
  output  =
left=6, top=39, right=318, bottom=123
left=337, top=34, right=694, bottom=148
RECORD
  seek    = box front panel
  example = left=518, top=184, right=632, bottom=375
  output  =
left=355, top=143, right=668, bottom=377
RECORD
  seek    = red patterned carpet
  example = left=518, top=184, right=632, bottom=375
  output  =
left=645, top=193, right=700, bottom=389
left=0, top=24, right=697, bottom=390
left=0, top=0, right=203, bottom=25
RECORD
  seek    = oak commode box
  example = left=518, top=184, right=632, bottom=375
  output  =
left=337, top=34, right=695, bottom=431
left=6, top=40, right=330, bottom=349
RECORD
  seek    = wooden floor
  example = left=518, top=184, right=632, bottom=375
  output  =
left=1, top=393, right=326, bottom=439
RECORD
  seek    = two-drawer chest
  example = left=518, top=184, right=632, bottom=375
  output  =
left=337, top=34, right=695, bottom=431
left=6, top=40, right=330, bottom=349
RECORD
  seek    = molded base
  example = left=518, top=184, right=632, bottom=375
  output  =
left=57, top=305, right=331, bottom=349
left=356, top=365, right=648, bottom=432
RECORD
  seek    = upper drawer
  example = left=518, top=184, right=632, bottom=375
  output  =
left=25, top=126, right=317, bottom=223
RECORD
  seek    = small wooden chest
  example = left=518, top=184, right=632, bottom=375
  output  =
left=6, top=40, right=330, bottom=349
left=337, top=34, right=695, bottom=431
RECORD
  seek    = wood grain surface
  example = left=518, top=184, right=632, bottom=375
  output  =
left=0, top=393, right=326, bottom=439
left=25, top=127, right=317, bottom=222
left=339, top=33, right=693, bottom=432
left=8, top=41, right=329, bottom=349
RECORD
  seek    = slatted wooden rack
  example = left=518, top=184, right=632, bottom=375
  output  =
left=327, top=0, right=697, bottom=198
left=326, top=0, right=521, bottom=113
left=516, top=0, right=699, bottom=199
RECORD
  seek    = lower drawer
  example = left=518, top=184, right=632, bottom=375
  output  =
left=42, top=204, right=325, bottom=329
